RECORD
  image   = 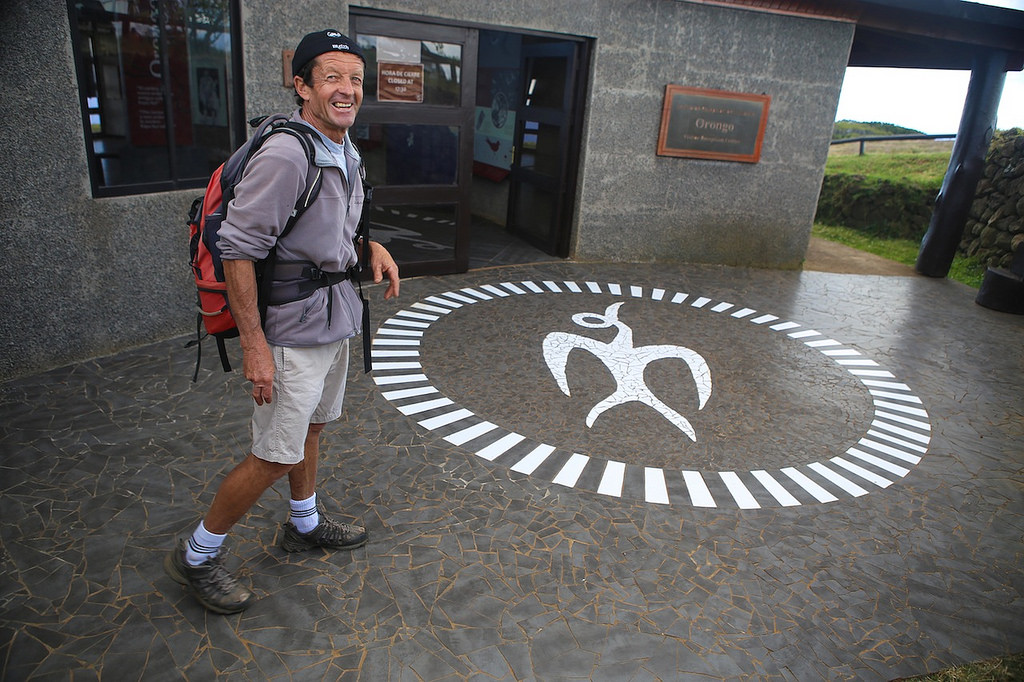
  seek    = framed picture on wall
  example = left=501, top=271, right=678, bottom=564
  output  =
left=657, top=85, right=770, bottom=163
left=193, top=61, right=228, bottom=127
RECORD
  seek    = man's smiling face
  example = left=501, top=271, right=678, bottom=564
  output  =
left=296, top=52, right=364, bottom=143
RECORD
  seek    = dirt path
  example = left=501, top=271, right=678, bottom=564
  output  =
left=803, top=236, right=918, bottom=276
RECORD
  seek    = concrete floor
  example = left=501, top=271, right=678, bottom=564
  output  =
left=1, top=255, right=1022, bottom=680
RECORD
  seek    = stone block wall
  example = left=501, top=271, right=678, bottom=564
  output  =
left=0, top=0, right=853, bottom=381
left=960, top=129, right=1024, bottom=268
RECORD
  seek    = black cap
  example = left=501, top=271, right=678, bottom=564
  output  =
left=292, top=29, right=365, bottom=77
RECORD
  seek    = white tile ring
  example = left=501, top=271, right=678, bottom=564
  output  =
left=371, top=280, right=931, bottom=509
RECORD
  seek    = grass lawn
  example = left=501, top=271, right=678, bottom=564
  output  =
left=899, top=651, right=1024, bottom=681
left=817, top=136, right=994, bottom=289
left=825, top=151, right=951, bottom=186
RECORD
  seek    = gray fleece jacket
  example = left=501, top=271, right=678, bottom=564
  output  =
left=217, top=110, right=364, bottom=348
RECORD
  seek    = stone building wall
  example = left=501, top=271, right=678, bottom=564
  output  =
left=0, top=0, right=852, bottom=382
left=960, top=129, right=1024, bottom=268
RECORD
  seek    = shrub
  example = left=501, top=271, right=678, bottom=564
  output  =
left=815, top=173, right=938, bottom=240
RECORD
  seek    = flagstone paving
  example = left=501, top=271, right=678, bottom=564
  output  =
left=1, top=261, right=1021, bottom=680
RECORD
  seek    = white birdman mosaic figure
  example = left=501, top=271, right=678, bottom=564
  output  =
left=543, top=302, right=713, bottom=442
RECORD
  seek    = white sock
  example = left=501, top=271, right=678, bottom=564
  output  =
left=289, top=493, right=319, bottom=533
left=185, top=521, right=226, bottom=566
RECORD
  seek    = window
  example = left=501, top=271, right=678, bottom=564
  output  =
left=69, top=0, right=242, bottom=197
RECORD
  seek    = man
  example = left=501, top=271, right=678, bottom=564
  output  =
left=165, top=29, right=400, bottom=614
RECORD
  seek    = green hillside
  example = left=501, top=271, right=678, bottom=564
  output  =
left=832, top=120, right=924, bottom=140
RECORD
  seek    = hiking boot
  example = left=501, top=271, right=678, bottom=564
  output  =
left=280, top=511, right=368, bottom=552
left=164, top=539, right=254, bottom=614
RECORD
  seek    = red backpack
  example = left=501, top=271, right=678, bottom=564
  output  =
left=186, top=114, right=323, bottom=380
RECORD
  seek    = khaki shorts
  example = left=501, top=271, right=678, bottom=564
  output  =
left=251, top=339, right=350, bottom=465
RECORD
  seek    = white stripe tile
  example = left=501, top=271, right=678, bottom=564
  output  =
left=424, top=296, right=462, bottom=308
left=476, top=433, right=526, bottom=461
left=522, top=281, right=544, bottom=293
left=788, top=329, right=820, bottom=339
left=771, top=321, right=801, bottom=331
left=874, top=409, right=931, bottom=428
left=396, top=310, right=439, bottom=321
left=370, top=362, right=421, bottom=370
left=857, top=438, right=923, bottom=464
left=608, top=283, right=622, bottom=295
left=373, top=373, right=428, bottom=385
left=371, top=350, right=420, bottom=358
left=752, top=470, right=800, bottom=506
left=808, top=462, right=869, bottom=497
left=805, top=338, right=841, bottom=347
left=375, top=328, right=424, bottom=337
left=597, top=461, right=626, bottom=497
left=831, top=456, right=893, bottom=488
left=380, top=386, right=438, bottom=400
left=865, top=429, right=928, bottom=454
left=781, top=467, right=838, bottom=503
left=385, top=318, right=430, bottom=329
left=441, top=292, right=477, bottom=304
left=691, top=297, right=711, bottom=308
left=873, top=401, right=930, bottom=419
left=564, top=281, right=583, bottom=293
left=671, top=292, right=688, bottom=304
left=412, top=302, right=451, bottom=314
left=682, top=470, right=716, bottom=507
left=445, top=421, right=499, bottom=446
left=847, top=369, right=896, bottom=378
left=870, top=419, right=931, bottom=444
left=372, top=338, right=420, bottom=346
left=543, top=281, right=563, bottom=292
left=869, top=390, right=922, bottom=404
left=418, top=408, right=474, bottom=430
left=585, top=281, right=602, bottom=293
left=711, top=302, right=733, bottom=313
left=630, top=285, right=644, bottom=298
left=480, top=284, right=510, bottom=297
left=845, top=447, right=912, bottom=476
left=500, top=282, right=527, bottom=294
left=720, top=471, right=760, bottom=509
left=645, top=467, right=670, bottom=504
left=860, top=379, right=911, bottom=391
left=750, top=314, right=778, bottom=324
left=553, top=453, right=589, bottom=487
left=511, top=444, right=556, bottom=474
left=397, top=397, right=453, bottom=415
left=461, top=287, right=493, bottom=300
left=651, top=288, right=666, bottom=301
left=731, top=308, right=757, bottom=318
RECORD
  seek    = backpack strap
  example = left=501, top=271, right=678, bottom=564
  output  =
left=348, top=136, right=374, bottom=373
left=254, top=122, right=324, bottom=327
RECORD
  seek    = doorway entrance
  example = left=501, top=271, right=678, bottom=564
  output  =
left=350, top=11, right=589, bottom=277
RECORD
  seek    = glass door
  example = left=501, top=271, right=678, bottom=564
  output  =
left=506, top=41, right=582, bottom=257
left=350, top=14, right=478, bottom=276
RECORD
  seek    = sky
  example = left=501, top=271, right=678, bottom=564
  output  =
left=834, top=0, right=1024, bottom=134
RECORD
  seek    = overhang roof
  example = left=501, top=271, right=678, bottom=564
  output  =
left=685, top=0, right=1024, bottom=70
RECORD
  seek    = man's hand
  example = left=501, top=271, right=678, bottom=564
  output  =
left=242, top=340, right=275, bottom=405
left=367, top=240, right=400, bottom=299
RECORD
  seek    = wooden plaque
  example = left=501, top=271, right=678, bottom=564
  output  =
left=657, top=85, right=770, bottom=163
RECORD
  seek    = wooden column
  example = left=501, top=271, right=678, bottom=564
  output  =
left=915, top=51, right=1007, bottom=278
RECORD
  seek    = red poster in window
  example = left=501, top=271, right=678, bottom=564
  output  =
left=121, top=10, right=192, bottom=147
